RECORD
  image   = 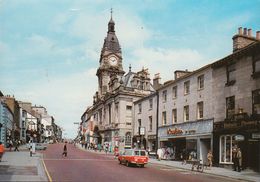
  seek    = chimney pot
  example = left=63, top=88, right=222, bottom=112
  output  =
left=256, top=31, right=260, bottom=40
left=238, top=27, right=243, bottom=35
left=248, top=29, right=252, bottom=37
left=243, top=28, right=247, bottom=36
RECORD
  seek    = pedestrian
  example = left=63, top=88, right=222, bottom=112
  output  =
left=157, top=148, right=163, bottom=161
left=0, top=142, right=5, bottom=162
left=62, top=142, right=67, bottom=157
left=207, top=150, right=213, bottom=169
left=9, top=140, right=13, bottom=151
left=29, top=146, right=33, bottom=157
left=232, top=146, right=238, bottom=171
left=237, top=148, right=242, bottom=172
left=84, top=142, right=88, bottom=150
left=14, top=140, right=20, bottom=152
left=114, top=146, right=119, bottom=159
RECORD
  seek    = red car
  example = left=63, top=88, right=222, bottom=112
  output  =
left=118, top=149, right=148, bottom=167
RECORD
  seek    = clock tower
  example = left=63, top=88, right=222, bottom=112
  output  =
left=96, top=10, right=125, bottom=96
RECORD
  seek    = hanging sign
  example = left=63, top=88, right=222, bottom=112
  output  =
left=234, top=135, right=245, bottom=141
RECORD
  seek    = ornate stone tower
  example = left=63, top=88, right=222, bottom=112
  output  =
left=96, top=10, right=125, bottom=97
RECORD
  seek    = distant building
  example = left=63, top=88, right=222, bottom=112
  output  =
left=0, top=92, right=14, bottom=147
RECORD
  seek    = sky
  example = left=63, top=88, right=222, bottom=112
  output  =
left=0, top=0, right=259, bottom=138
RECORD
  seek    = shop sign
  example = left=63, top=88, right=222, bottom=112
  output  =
left=167, top=127, right=183, bottom=135
left=148, top=135, right=156, bottom=140
left=234, top=135, right=245, bottom=141
left=252, top=133, right=260, bottom=139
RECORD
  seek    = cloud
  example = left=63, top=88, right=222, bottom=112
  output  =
left=13, top=68, right=97, bottom=138
left=129, top=47, right=205, bottom=81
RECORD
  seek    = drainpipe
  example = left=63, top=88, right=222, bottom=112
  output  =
left=155, top=91, right=159, bottom=151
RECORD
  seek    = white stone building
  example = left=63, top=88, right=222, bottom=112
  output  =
left=157, top=65, right=214, bottom=163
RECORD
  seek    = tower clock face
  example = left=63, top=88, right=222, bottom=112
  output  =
left=109, top=56, right=118, bottom=66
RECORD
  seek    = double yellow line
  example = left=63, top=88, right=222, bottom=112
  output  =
left=42, top=159, right=53, bottom=182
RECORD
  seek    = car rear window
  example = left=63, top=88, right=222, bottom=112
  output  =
left=140, top=151, right=146, bottom=156
left=134, top=150, right=146, bottom=156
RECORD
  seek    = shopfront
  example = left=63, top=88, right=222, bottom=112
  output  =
left=147, top=135, right=156, bottom=152
left=158, top=119, right=213, bottom=163
left=213, top=119, right=260, bottom=172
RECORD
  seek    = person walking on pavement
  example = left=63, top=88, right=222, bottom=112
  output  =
left=14, top=140, right=20, bottom=152
left=207, top=150, right=213, bottom=169
left=0, top=142, right=5, bottom=162
left=237, top=148, right=242, bottom=172
left=62, top=142, right=67, bottom=157
left=157, top=148, right=163, bottom=161
left=232, top=145, right=238, bottom=171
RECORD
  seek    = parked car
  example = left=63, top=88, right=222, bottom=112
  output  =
left=26, top=143, right=47, bottom=150
left=118, top=149, right=148, bottom=167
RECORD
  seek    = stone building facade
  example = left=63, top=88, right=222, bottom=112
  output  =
left=212, top=27, right=260, bottom=172
left=157, top=65, right=214, bottom=163
left=83, top=14, right=155, bottom=151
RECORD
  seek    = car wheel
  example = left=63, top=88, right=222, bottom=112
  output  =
left=126, top=161, right=130, bottom=167
left=119, top=159, right=122, bottom=164
left=140, top=164, right=144, bottom=168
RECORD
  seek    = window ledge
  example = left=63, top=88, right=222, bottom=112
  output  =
left=225, top=80, right=236, bottom=87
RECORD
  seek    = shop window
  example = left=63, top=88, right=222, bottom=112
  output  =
left=149, top=116, right=152, bottom=131
left=226, top=63, right=236, bottom=86
left=149, top=99, right=153, bottom=109
left=252, top=89, right=260, bottom=118
left=197, top=102, right=204, bottom=119
left=226, top=96, right=235, bottom=120
left=162, top=90, right=167, bottom=102
left=197, top=75, right=204, bottom=90
left=162, top=111, right=167, bottom=125
left=219, top=135, right=236, bottom=164
left=172, top=86, right=177, bottom=99
left=184, top=105, right=189, bottom=121
left=184, top=81, right=190, bottom=95
left=172, top=109, right=177, bottom=123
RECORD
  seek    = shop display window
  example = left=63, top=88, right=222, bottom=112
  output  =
left=219, top=135, right=236, bottom=164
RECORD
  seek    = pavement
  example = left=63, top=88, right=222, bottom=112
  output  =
left=0, top=145, right=48, bottom=181
left=77, top=144, right=260, bottom=182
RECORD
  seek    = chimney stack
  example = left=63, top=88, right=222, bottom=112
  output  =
left=256, top=31, right=260, bottom=40
left=238, top=27, right=243, bottom=35
left=243, top=28, right=247, bottom=36
left=248, top=29, right=252, bottom=37
left=153, top=73, right=161, bottom=90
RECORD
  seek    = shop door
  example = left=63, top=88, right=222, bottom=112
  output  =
left=200, top=138, right=211, bottom=164
left=248, top=140, right=260, bottom=172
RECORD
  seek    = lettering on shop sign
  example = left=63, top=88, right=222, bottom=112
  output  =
left=167, top=128, right=183, bottom=135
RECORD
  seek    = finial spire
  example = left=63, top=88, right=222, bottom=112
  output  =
left=129, top=64, right=132, bottom=72
left=110, top=8, right=113, bottom=20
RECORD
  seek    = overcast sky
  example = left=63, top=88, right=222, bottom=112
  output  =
left=0, top=0, right=259, bottom=138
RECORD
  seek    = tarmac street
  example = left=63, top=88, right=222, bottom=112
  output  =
left=0, top=143, right=259, bottom=182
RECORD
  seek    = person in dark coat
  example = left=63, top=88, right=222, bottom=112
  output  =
left=62, top=142, right=67, bottom=157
